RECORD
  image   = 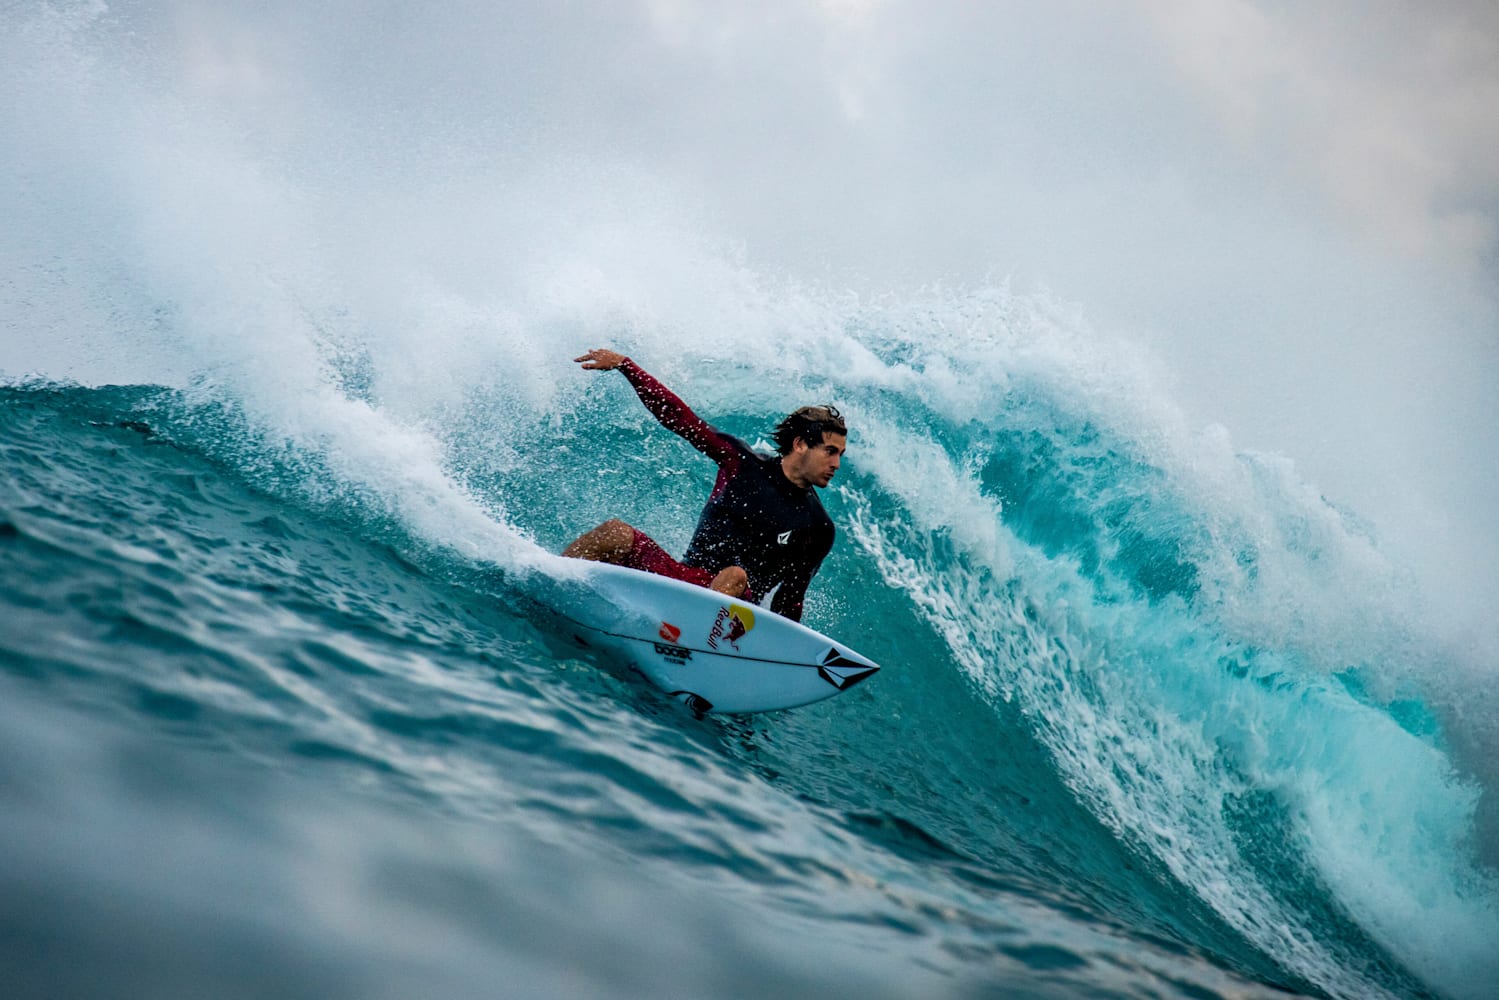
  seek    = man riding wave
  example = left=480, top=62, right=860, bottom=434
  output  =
left=562, top=349, right=846, bottom=623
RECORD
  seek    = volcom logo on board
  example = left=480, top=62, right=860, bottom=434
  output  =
left=817, top=647, right=878, bottom=691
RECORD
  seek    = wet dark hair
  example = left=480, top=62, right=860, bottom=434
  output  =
left=772, top=404, right=847, bottom=456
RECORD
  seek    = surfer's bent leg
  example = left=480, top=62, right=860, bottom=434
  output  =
left=709, top=566, right=748, bottom=598
left=628, top=533, right=749, bottom=599
left=562, top=519, right=637, bottom=563
left=566, top=522, right=749, bottom=599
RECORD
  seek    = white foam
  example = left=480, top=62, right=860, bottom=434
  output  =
left=4, top=9, right=1495, bottom=995
left=830, top=314, right=1499, bottom=997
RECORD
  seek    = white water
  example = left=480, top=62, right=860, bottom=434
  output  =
left=4, top=5, right=1497, bottom=994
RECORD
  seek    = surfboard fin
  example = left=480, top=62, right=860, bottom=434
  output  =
left=669, top=691, right=714, bottom=714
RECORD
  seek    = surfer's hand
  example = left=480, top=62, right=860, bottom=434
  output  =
left=575, top=349, right=626, bottom=371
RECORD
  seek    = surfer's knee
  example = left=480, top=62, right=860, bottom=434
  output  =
left=594, top=518, right=630, bottom=541
left=710, top=565, right=748, bottom=598
left=564, top=519, right=636, bottom=561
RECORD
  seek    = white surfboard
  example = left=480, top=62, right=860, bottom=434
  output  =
left=534, top=561, right=879, bottom=714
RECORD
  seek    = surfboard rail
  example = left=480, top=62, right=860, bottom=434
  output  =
left=534, top=561, right=879, bottom=714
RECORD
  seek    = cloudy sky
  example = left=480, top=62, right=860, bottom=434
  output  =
left=4, top=0, right=1496, bottom=626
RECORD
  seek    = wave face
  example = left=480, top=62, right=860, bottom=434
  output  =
left=3, top=320, right=1495, bottom=999
left=3, top=4, right=1497, bottom=999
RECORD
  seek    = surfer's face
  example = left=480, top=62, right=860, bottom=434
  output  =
left=785, top=432, right=845, bottom=489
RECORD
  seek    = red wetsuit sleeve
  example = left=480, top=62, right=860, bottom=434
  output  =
left=618, top=358, right=740, bottom=467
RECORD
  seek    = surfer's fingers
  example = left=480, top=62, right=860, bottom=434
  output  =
left=575, top=349, right=621, bottom=370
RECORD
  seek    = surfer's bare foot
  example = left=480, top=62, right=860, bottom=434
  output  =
left=563, top=518, right=634, bottom=562
left=709, top=566, right=748, bottom=598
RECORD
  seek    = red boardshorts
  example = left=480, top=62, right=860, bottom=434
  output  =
left=624, top=529, right=753, bottom=602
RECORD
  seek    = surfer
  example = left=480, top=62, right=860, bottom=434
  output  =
left=562, top=349, right=845, bottom=623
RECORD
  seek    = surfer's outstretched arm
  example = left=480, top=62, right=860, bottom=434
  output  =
left=573, top=349, right=738, bottom=465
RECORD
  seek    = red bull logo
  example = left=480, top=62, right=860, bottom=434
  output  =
left=706, top=604, right=756, bottom=651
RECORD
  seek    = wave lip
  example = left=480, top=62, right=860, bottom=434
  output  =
left=833, top=329, right=1499, bottom=999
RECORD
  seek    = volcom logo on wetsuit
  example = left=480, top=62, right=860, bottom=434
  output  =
left=776, top=530, right=792, bottom=545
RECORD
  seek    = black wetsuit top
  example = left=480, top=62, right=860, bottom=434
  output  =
left=620, top=359, right=835, bottom=622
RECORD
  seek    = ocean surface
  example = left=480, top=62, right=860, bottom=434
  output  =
left=4, top=3, right=1498, bottom=998
left=3, top=344, right=1495, bottom=999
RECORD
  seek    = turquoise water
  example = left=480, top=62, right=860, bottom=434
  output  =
left=4, top=3, right=1497, bottom=997
left=2, top=364, right=1494, bottom=999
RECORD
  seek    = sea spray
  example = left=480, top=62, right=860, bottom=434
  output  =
left=4, top=4, right=1496, bottom=996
